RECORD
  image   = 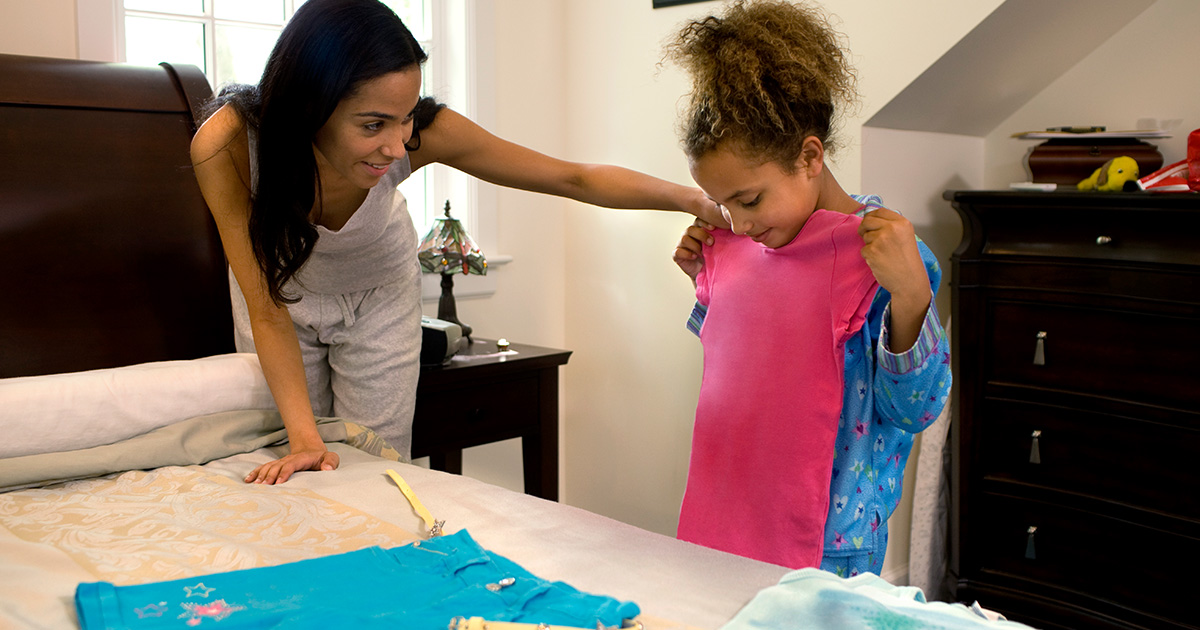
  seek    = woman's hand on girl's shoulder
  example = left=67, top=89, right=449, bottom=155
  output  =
left=674, top=219, right=717, bottom=286
left=686, top=188, right=729, bottom=228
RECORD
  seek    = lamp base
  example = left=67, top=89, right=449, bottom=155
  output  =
left=437, top=273, right=472, bottom=343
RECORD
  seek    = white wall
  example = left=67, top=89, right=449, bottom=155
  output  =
left=983, top=0, right=1200, bottom=188
left=556, top=0, right=714, bottom=538
left=861, top=129, right=984, bottom=321
left=435, top=1, right=572, bottom=491
left=0, top=0, right=76, bottom=58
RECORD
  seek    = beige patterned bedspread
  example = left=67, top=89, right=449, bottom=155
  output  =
left=0, top=436, right=785, bottom=629
left=0, top=466, right=417, bottom=585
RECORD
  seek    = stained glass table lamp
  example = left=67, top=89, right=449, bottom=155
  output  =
left=417, top=200, right=486, bottom=342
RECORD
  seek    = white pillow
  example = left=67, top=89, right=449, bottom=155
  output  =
left=0, top=353, right=276, bottom=459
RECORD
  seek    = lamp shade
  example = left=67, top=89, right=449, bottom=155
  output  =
left=417, top=201, right=487, bottom=276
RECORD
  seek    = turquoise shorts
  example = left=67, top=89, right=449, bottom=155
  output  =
left=75, top=529, right=638, bottom=629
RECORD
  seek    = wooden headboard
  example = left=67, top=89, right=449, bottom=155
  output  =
left=0, top=54, right=234, bottom=378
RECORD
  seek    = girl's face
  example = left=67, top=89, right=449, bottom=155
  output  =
left=689, top=143, right=821, bottom=249
left=313, top=67, right=422, bottom=191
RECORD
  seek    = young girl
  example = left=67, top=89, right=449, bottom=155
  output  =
left=665, top=0, right=950, bottom=575
left=191, top=0, right=721, bottom=485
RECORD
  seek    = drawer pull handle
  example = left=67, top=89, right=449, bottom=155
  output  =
left=1030, top=430, right=1042, bottom=464
left=1025, top=526, right=1038, bottom=560
left=1033, top=331, right=1047, bottom=366
left=1095, top=235, right=1113, bottom=245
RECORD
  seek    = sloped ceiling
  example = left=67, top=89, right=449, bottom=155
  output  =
left=865, top=0, right=1155, bottom=136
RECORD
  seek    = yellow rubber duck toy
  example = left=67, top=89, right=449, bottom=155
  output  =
left=1078, top=156, right=1139, bottom=191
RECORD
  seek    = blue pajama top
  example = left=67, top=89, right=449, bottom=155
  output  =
left=686, top=195, right=952, bottom=565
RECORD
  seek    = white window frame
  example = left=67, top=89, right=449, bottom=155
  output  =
left=122, top=1, right=310, bottom=89
left=418, top=0, right=504, bottom=300
left=75, top=0, right=503, bottom=301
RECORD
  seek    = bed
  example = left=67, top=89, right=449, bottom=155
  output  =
left=0, top=53, right=1033, bottom=630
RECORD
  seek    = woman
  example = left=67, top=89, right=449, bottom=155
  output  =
left=191, top=0, right=718, bottom=484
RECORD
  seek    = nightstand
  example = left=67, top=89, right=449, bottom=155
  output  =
left=411, top=339, right=571, bottom=502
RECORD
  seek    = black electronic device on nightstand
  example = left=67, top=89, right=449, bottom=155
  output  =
left=420, top=316, right=467, bottom=365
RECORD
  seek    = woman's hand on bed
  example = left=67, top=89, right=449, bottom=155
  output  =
left=245, top=447, right=340, bottom=484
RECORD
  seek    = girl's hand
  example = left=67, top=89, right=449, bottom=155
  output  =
left=245, top=446, right=340, bottom=485
left=674, top=220, right=716, bottom=285
left=858, top=207, right=931, bottom=304
left=858, top=207, right=933, bottom=352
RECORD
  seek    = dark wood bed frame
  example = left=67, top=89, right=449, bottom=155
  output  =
left=0, top=53, right=234, bottom=378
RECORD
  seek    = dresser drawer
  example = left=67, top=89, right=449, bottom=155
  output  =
left=980, top=203, right=1200, bottom=266
left=969, top=493, right=1198, bottom=624
left=978, top=398, right=1199, bottom=520
left=987, top=300, right=1198, bottom=409
left=412, top=375, right=539, bottom=450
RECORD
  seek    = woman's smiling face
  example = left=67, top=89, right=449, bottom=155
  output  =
left=312, top=67, right=422, bottom=190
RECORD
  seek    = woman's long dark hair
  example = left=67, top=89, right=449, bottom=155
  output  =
left=205, top=0, right=443, bottom=305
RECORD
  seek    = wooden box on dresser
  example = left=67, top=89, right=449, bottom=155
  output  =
left=946, top=190, right=1200, bottom=630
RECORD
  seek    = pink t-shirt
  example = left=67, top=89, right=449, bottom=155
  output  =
left=677, top=209, right=879, bottom=568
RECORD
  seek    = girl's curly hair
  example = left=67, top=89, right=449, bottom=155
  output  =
left=664, top=0, right=858, bottom=170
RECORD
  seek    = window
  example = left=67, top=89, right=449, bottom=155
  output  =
left=77, top=0, right=499, bottom=297
left=117, top=1, right=439, bottom=232
left=116, top=0, right=430, bottom=100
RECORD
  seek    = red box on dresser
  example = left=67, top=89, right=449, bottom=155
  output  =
left=1026, top=138, right=1163, bottom=185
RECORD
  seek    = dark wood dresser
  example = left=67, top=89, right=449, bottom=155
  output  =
left=946, top=190, right=1200, bottom=630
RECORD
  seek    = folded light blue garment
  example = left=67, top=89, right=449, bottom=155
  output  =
left=75, top=529, right=639, bottom=629
left=721, top=568, right=1036, bottom=630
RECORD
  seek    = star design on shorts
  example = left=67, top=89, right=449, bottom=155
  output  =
left=179, top=599, right=245, bottom=626
left=134, top=602, right=168, bottom=618
left=183, top=583, right=215, bottom=598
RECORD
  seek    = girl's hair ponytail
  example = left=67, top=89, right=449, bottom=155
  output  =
left=665, top=0, right=858, bottom=169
